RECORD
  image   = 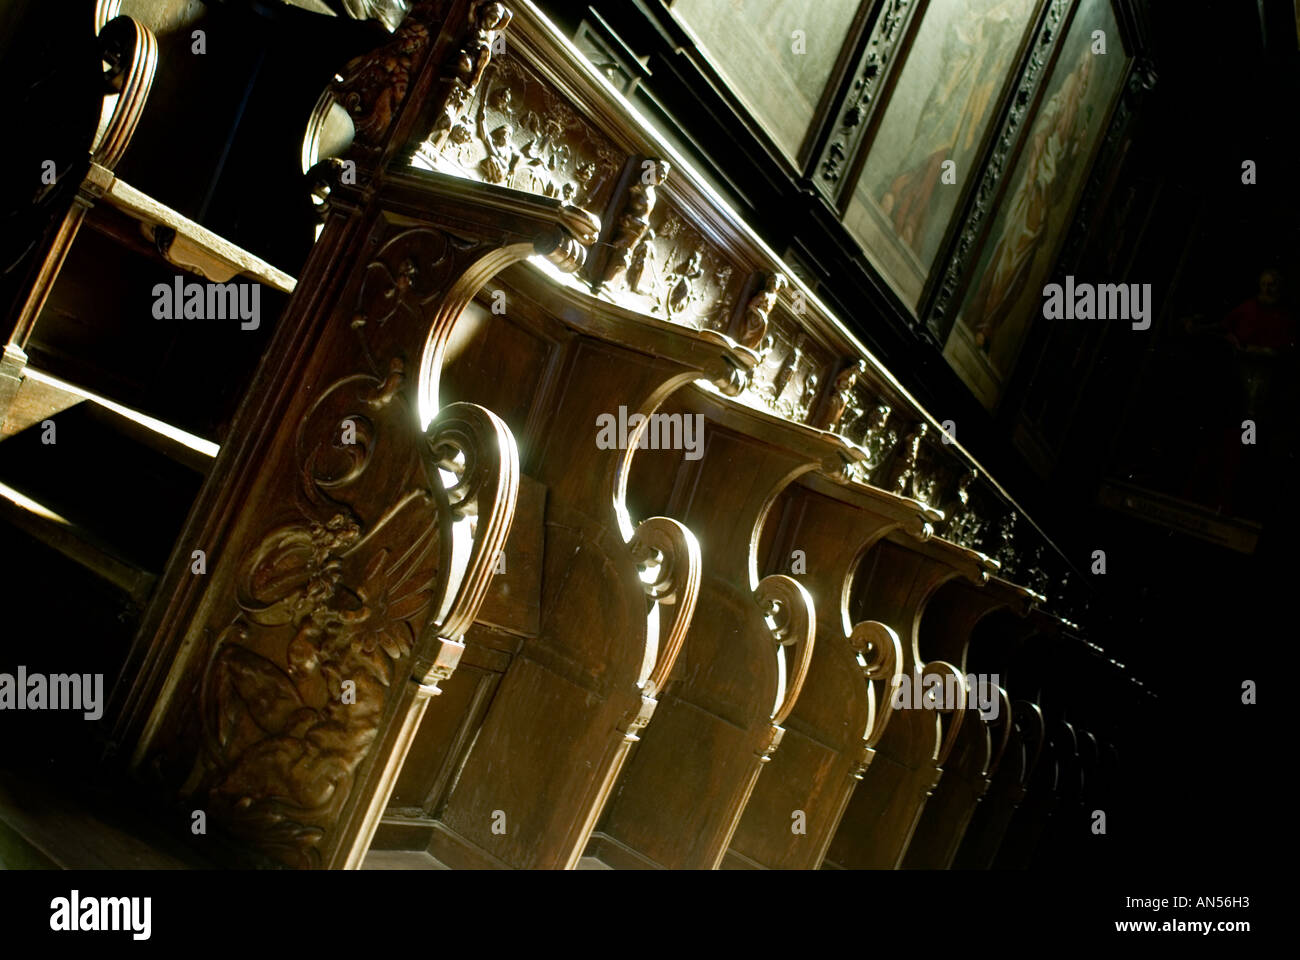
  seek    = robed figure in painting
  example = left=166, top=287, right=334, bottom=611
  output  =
left=966, top=45, right=1096, bottom=354
left=877, top=0, right=1030, bottom=257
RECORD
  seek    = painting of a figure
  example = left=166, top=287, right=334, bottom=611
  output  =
left=944, top=0, right=1130, bottom=409
left=846, top=0, right=1040, bottom=308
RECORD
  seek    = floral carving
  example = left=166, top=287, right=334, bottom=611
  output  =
left=816, top=0, right=914, bottom=195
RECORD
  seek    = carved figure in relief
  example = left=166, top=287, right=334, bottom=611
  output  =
left=799, top=372, right=820, bottom=419
left=847, top=402, right=897, bottom=486
left=993, top=511, right=1018, bottom=575
left=1026, top=545, right=1051, bottom=595
left=912, top=467, right=941, bottom=508
left=888, top=422, right=929, bottom=498
left=457, top=2, right=511, bottom=91
left=740, top=273, right=787, bottom=350
left=446, top=122, right=476, bottom=167
left=602, top=159, right=669, bottom=287
left=666, top=248, right=704, bottom=319
left=626, top=229, right=656, bottom=295
left=769, top=333, right=808, bottom=412
left=517, top=113, right=565, bottom=196
left=943, top=469, right=985, bottom=548
left=822, top=359, right=867, bottom=432
left=487, top=84, right=513, bottom=116
left=572, top=159, right=611, bottom=207
left=430, top=2, right=512, bottom=146
left=478, top=123, right=519, bottom=185
left=861, top=403, right=897, bottom=468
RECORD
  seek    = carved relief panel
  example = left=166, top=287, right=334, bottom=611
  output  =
left=742, top=309, right=836, bottom=422
left=596, top=203, right=746, bottom=334
left=412, top=51, right=624, bottom=215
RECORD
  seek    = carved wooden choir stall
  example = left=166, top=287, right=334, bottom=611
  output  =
left=1, top=0, right=1141, bottom=870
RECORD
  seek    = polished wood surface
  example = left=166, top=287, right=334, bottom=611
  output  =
left=0, top=0, right=1136, bottom=871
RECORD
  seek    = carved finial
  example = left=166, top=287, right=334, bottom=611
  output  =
left=739, top=272, right=787, bottom=351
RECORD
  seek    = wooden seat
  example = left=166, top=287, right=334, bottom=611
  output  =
left=586, top=387, right=849, bottom=869
left=722, top=470, right=931, bottom=869
left=821, top=533, right=995, bottom=869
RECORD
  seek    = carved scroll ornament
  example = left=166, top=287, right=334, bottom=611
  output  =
left=847, top=619, right=905, bottom=775
left=621, top=516, right=702, bottom=739
left=922, top=659, right=968, bottom=774
left=756, top=574, right=817, bottom=758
